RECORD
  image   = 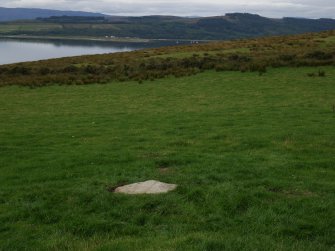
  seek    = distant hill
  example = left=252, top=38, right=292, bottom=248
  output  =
left=191, top=13, right=335, bottom=38
left=0, top=7, right=105, bottom=21
left=32, top=13, right=335, bottom=40
left=0, top=10, right=335, bottom=40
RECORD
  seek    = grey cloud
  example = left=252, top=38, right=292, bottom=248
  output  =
left=1, top=0, right=334, bottom=18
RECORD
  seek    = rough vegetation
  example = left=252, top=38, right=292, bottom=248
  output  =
left=0, top=30, right=335, bottom=87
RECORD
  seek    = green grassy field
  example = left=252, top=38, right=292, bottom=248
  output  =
left=0, top=66, right=334, bottom=250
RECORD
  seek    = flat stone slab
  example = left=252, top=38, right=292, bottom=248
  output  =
left=114, top=180, right=177, bottom=195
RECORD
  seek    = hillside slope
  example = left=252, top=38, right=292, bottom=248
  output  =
left=0, top=30, right=334, bottom=87
left=1, top=13, right=335, bottom=39
left=0, top=7, right=105, bottom=21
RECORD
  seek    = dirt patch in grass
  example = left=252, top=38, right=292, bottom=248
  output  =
left=268, top=187, right=317, bottom=198
left=106, top=181, right=128, bottom=193
left=158, top=167, right=174, bottom=174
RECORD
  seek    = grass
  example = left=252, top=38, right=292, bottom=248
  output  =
left=313, top=36, right=335, bottom=49
left=0, top=66, right=334, bottom=250
left=1, top=30, right=334, bottom=87
left=151, top=48, right=250, bottom=59
left=0, top=23, right=61, bottom=33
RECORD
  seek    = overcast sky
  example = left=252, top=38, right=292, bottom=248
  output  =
left=1, top=0, right=335, bottom=18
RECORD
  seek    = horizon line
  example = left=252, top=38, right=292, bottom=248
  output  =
left=0, top=6, right=334, bottom=20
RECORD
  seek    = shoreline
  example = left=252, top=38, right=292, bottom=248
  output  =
left=0, top=35, right=215, bottom=44
left=0, top=35, right=152, bottom=43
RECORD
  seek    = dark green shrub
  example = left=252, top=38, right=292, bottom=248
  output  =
left=318, top=70, right=326, bottom=77
left=84, top=65, right=100, bottom=74
left=62, top=65, right=78, bottom=73
left=306, top=51, right=333, bottom=60
left=0, top=67, right=8, bottom=75
left=39, top=67, right=51, bottom=75
left=10, top=66, right=31, bottom=75
left=279, top=54, right=296, bottom=61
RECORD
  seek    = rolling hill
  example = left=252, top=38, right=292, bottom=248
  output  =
left=0, top=11, right=335, bottom=40
left=0, top=7, right=105, bottom=21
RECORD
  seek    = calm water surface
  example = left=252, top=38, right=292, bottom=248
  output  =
left=0, top=38, right=173, bottom=65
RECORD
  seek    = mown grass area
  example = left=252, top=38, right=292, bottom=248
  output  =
left=0, top=66, right=334, bottom=250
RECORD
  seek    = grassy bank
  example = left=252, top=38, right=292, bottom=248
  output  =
left=0, top=30, right=334, bottom=87
left=0, top=67, right=334, bottom=250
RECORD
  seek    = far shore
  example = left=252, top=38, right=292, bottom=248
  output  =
left=0, top=35, right=215, bottom=44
